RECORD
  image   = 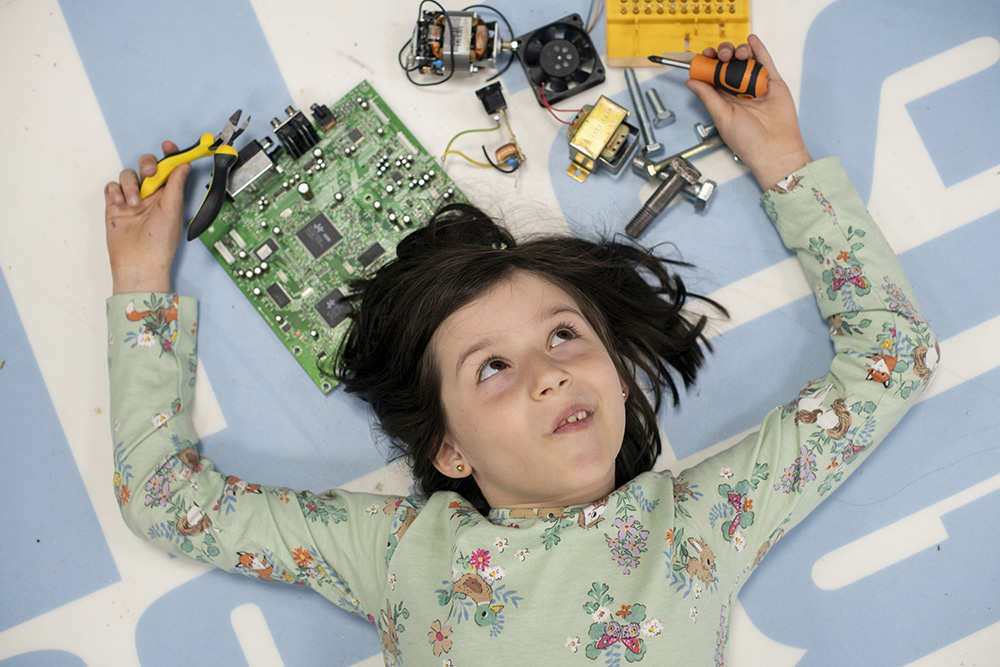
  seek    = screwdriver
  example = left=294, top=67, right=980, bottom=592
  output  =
left=648, top=54, right=768, bottom=99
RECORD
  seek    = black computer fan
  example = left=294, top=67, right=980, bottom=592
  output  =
left=515, top=14, right=605, bottom=107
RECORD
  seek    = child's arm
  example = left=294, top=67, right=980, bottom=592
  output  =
left=105, top=149, right=414, bottom=620
left=671, top=38, right=940, bottom=577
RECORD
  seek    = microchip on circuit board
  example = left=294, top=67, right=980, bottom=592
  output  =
left=315, top=288, right=352, bottom=329
left=296, top=212, right=343, bottom=259
left=357, top=242, right=385, bottom=269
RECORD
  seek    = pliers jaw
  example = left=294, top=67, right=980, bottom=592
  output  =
left=212, top=109, right=251, bottom=150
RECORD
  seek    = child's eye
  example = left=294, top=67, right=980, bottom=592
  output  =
left=478, top=358, right=509, bottom=382
left=550, top=324, right=579, bottom=348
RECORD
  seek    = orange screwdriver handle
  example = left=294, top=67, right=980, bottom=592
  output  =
left=689, top=53, right=769, bottom=99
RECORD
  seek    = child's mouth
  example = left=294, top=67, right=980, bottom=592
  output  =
left=555, top=410, right=591, bottom=432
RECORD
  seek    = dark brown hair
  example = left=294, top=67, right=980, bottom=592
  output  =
left=336, top=204, right=725, bottom=513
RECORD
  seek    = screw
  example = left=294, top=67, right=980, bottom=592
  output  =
left=624, top=68, right=661, bottom=156
left=646, top=89, right=676, bottom=127
left=625, top=157, right=701, bottom=238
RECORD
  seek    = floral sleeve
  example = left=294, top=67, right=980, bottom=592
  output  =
left=672, top=157, right=940, bottom=578
left=107, top=293, right=421, bottom=620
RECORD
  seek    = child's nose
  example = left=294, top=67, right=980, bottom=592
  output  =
left=532, top=357, right=571, bottom=397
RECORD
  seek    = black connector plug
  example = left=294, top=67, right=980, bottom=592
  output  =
left=475, top=82, right=507, bottom=114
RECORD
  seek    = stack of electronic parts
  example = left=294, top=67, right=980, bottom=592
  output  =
left=201, top=81, right=468, bottom=393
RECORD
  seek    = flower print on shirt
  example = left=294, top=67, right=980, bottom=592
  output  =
left=428, top=619, right=453, bottom=657
left=604, top=486, right=651, bottom=575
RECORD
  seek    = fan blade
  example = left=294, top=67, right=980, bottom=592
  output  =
left=526, top=64, right=545, bottom=87
left=523, top=39, right=543, bottom=65
left=547, top=75, right=568, bottom=93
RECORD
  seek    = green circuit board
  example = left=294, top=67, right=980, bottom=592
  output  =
left=200, top=81, right=468, bottom=393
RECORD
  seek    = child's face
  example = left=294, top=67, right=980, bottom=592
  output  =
left=430, top=270, right=627, bottom=509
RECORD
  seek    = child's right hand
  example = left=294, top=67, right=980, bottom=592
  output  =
left=105, top=141, right=190, bottom=295
left=685, top=34, right=812, bottom=191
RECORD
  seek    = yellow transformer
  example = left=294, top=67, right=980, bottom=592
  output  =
left=606, top=1, right=751, bottom=67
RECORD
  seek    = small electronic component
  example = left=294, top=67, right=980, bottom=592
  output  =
left=266, top=282, right=292, bottom=309
left=606, top=0, right=751, bottom=65
left=271, top=106, right=321, bottom=159
left=256, top=238, right=279, bottom=261
left=296, top=213, right=342, bottom=259
left=347, top=128, right=364, bottom=145
left=310, top=103, right=336, bottom=131
left=475, top=82, right=506, bottom=114
left=566, top=96, right=640, bottom=182
left=357, top=242, right=385, bottom=269
left=315, top=288, right=352, bottom=329
left=494, top=143, right=519, bottom=165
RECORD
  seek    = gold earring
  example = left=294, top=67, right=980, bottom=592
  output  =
left=456, top=464, right=465, bottom=473
left=623, top=391, right=627, bottom=399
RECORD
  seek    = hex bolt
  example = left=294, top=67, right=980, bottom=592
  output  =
left=625, top=157, right=701, bottom=238
left=695, top=122, right=718, bottom=140
left=646, top=89, right=676, bottom=127
left=624, top=68, right=661, bottom=156
left=681, top=179, right=717, bottom=211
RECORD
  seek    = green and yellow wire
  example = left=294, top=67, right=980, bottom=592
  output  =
left=441, top=122, right=501, bottom=168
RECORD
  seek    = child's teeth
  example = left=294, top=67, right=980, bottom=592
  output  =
left=564, top=411, right=588, bottom=425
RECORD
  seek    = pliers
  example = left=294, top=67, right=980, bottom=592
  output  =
left=139, top=110, right=250, bottom=240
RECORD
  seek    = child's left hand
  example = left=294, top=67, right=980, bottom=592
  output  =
left=105, top=141, right=190, bottom=295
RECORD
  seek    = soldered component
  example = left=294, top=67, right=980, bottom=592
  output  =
left=566, top=96, right=639, bottom=182
left=296, top=213, right=342, bottom=259
left=227, top=138, right=276, bottom=198
left=272, top=106, right=321, bottom=160
left=310, top=103, right=336, bottom=131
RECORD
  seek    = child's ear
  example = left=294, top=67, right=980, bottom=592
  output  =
left=433, top=437, right=470, bottom=479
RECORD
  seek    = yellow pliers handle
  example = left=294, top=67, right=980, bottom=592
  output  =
left=139, top=133, right=239, bottom=199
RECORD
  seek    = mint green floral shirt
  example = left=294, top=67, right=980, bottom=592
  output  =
left=108, top=158, right=938, bottom=666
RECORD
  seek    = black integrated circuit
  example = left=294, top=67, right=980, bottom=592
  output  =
left=296, top=213, right=343, bottom=259
left=358, top=242, right=385, bottom=268
left=347, top=127, right=363, bottom=144
left=266, top=282, right=291, bottom=309
left=315, top=288, right=352, bottom=329
left=256, top=237, right=279, bottom=261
